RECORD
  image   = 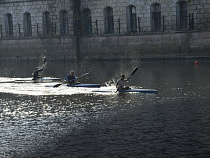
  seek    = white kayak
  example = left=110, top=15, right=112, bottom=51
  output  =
left=33, top=77, right=61, bottom=83
left=67, top=83, right=101, bottom=88
left=92, top=88, right=158, bottom=94
left=15, top=77, right=61, bottom=83
left=51, top=83, right=101, bottom=88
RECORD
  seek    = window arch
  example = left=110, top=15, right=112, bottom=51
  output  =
left=127, top=5, right=137, bottom=32
left=42, top=11, right=51, bottom=36
left=104, top=7, right=114, bottom=34
left=151, top=3, right=161, bottom=31
left=82, top=8, right=92, bottom=34
left=176, top=1, right=187, bottom=30
left=23, top=12, right=32, bottom=37
left=4, top=13, right=13, bottom=37
left=60, top=10, right=68, bottom=36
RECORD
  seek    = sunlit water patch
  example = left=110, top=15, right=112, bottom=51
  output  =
left=0, top=77, right=155, bottom=96
left=0, top=77, right=99, bottom=96
left=0, top=92, right=158, bottom=157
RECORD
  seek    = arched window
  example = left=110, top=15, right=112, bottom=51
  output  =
left=127, top=5, right=137, bottom=32
left=23, top=12, right=32, bottom=37
left=151, top=3, right=161, bottom=31
left=104, top=7, right=114, bottom=34
left=60, top=10, right=68, bottom=36
left=176, top=1, right=187, bottom=30
left=42, top=11, right=51, bottom=36
left=4, top=13, right=13, bottom=37
left=82, top=8, right=92, bottom=34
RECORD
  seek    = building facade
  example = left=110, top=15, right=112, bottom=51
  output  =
left=80, top=0, right=210, bottom=35
left=0, top=0, right=210, bottom=60
left=0, top=0, right=75, bottom=38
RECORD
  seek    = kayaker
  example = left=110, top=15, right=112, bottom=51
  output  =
left=32, top=67, right=43, bottom=80
left=63, top=70, right=78, bottom=85
left=116, top=74, right=130, bottom=91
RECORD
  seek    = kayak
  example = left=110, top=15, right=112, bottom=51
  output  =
left=67, top=83, right=101, bottom=88
left=33, top=77, right=61, bottom=83
left=15, top=77, right=61, bottom=83
left=92, top=88, right=158, bottom=94
left=118, top=88, right=157, bottom=94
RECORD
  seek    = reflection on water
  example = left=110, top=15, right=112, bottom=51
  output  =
left=1, top=60, right=210, bottom=157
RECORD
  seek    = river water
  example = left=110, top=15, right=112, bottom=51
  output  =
left=0, top=59, right=210, bottom=158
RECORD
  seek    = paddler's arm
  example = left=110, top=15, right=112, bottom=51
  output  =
left=63, top=75, right=69, bottom=83
left=116, top=81, right=121, bottom=91
left=38, top=66, right=44, bottom=72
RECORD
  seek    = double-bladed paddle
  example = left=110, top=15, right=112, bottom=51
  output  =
left=53, top=73, right=89, bottom=88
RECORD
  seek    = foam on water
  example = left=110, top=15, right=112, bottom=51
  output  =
left=0, top=77, right=118, bottom=96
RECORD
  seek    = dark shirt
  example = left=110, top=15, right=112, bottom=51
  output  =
left=64, top=75, right=77, bottom=85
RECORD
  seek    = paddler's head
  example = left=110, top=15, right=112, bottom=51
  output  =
left=70, top=70, right=74, bottom=75
left=121, top=74, right=125, bottom=80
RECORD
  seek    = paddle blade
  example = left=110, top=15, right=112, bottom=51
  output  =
left=131, top=66, right=138, bottom=75
left=128, top=66, right=139, bottom=80
left=79, top=73, right=89, bottom=78
left=43, top=57, right=47, bottom=64
left=53, top=83, right=62, bottom=88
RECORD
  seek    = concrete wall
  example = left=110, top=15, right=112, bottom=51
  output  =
left=80, top=32, right=210, bottom=60
left=0, top=37, right=77, bottom=60
left=0, top=31, right=210, bottom=61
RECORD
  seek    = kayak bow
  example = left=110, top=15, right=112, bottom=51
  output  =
left=92, top=88, right=157, bottom=94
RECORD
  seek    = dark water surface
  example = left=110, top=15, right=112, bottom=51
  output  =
left=1, top=59, right=210, bottom=158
